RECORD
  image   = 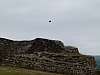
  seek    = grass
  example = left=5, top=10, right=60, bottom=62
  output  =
left=0, top=66, right=100, bottom=75
left=96, top=69, right=100, bottom=75
left=0, top=66, right=62, bottom=75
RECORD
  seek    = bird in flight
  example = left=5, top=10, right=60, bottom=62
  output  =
left=48, top=17, right=55, bottom=23
left=49, top=20, right=52, bottom=23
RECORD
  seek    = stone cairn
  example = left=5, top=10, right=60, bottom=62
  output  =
left=0, top=38, right=96, bottom=75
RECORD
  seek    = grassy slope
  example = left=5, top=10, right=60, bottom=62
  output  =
left=0, top=66, right=100, bottom=75
left=0, top=66, right=62, bottom=75
left=96, top=70, right=100, bottom=75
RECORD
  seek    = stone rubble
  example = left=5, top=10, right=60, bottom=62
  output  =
left=0, top=38, right=96, bottom=75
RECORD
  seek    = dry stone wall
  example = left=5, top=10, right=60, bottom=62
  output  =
left=0, top=38, right=96, bottom=75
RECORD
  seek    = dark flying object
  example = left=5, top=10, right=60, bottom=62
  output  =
left=49, top=20, right=52, bottom=23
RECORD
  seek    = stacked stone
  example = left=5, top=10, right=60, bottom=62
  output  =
left=0, top=38, right=96, bottom=75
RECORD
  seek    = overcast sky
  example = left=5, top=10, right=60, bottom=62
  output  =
left=0, top=0, right=100, bottom=55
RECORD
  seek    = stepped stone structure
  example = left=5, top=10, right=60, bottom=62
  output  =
left=0, top=38, right=96, bottom=75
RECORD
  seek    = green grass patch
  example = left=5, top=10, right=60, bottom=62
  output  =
left=0, top=66, right=62, bottom=75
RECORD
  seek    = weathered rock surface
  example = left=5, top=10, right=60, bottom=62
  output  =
left=0, top=38, right=96, bottom=75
